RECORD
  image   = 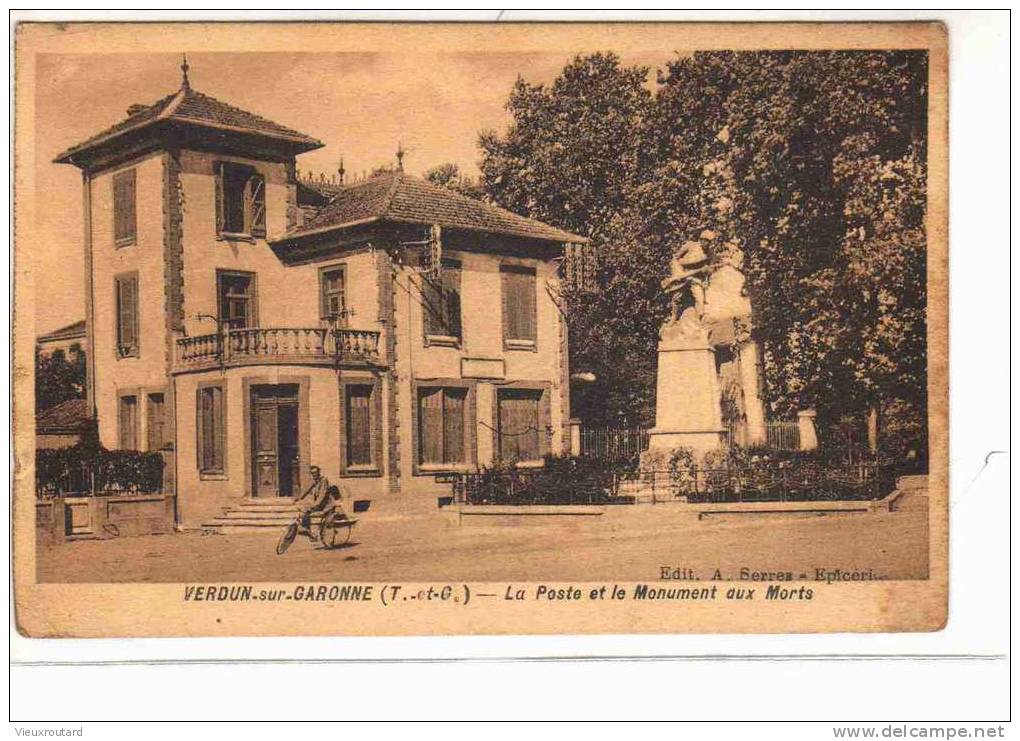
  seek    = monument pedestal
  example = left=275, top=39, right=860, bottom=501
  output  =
left=647, top=318, right=726, bottom=458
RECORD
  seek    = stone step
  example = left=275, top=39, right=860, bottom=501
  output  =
left=235, top=499, right=301, bottom=508
left=231, top=505, right=300, bottom=514
left=200, top=520, right=293, bottom=530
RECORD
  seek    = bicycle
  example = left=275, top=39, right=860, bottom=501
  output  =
left=276, top=505, right=358, bottom=555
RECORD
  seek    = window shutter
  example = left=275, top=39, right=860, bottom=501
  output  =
left=498, top=390, right=541, bottom=461
left=197, top=386, right=224, bottom=473
left=501, top=269, right=513, bottom=341
left=444, top=261, right=462, bottom=339
left=418, top=388, right=444, bottom=464
left=113, top=169, right=136, bottom=245
left=214, top=162, right=225, bottom=236
left=520, top=270, right=536, bottom=341
left=212, top=387, right=224, bottom=471
left=443, top=388, right=466, bottom=463
left=147, top=394, right=165, bottom=451
left=249, top=173, right=266, bottom=237
left=117, top=275, right=138, bottom=355
left=346, top=386, right=373, bottom=466
left=422, top=278, right=442, bottom=337
left=501, top=266, right=536, bottom=342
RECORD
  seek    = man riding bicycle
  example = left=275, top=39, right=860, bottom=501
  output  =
left=296, top=465, right=344, bottom=535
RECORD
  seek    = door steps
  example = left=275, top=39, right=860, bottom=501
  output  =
left=201, top=498, right=326, bottom=533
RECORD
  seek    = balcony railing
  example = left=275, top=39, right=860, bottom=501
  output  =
left=175, top=327, right=381, bottom=370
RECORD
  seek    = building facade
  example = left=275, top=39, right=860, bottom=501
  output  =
left=56, top=64, right=584, bottom=526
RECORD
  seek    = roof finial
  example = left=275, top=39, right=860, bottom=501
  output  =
left=181, top=53, right=191, bottom=90
left=337, top=156, right=346, bottom=185
left=395, top=141, right=405, bottom=172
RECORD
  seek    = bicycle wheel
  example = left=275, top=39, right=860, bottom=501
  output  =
left=318, top=517, right=336, bottom=549
left=276, top=522, right=298, bottom=555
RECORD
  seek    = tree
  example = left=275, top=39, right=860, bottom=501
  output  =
left=479, top=53, right=654, bottom=424
left=36, top=343, right=86, bottom=412
left=424, top=162, right=484, bottom=200
left=478, top=50, right=929, bottom=457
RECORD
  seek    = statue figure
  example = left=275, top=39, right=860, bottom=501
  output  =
left=662, top=236, right=712, bottom=323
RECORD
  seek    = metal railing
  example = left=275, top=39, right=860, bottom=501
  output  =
left=452, top=468, right=619, bottom=506
left=579, top=426, right=650, bottom=461
left=446, top=461, right=895, bottom=506
left=175, top=327, right=381, bottom=369
left=615, top=462, right=895, bottom=504
left=765, top=420, right=801, bottom=451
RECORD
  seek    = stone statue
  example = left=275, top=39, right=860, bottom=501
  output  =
left=662, top=236, right=712, bottom=324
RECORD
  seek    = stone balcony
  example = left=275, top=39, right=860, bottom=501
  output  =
left=174, top=326, right=382, bottom=372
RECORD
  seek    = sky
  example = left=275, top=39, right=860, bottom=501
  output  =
left=33, top=49, right=665, bottom=334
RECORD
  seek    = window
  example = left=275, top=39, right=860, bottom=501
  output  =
left=215, top=162, right=266, bottom=238
left=217, top=271, right=256, bottom=330
left=501, top=264, right=537, bottom=347
left=417, top=387, right=467, bottom=466
left=118, top=395, right=138, bottom=450
left=344, top=384, right=374, bottom=468
left=423, top=259, right=462, bottom=343
left=197, top=385, right=225, bottom=474
left=320, top=266, right=346, bottom=321
left=496, top=388, right=543, bottom=462
left=146, top=393, right=167, bottom=451
left=113, top=169, right=137, bottom=247
left=115, top=273, right=139, bottom=358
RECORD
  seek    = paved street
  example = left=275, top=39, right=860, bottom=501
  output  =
left=38, top=488, right=929, bottom=583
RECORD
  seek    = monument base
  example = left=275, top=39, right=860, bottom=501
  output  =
left=646, top=428, right=726, bottom=457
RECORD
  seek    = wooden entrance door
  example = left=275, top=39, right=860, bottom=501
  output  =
left=251, top=385, right=300, bottom=497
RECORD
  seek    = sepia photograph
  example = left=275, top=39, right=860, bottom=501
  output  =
left=13, top=20, right=948, bottom=639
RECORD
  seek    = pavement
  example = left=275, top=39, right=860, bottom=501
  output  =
left=37, top=485, right=929, bottom=583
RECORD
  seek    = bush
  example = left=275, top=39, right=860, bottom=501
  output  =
left=36, top=444, right=164, bottom=496
left=462, top=454, right=622, bottom=505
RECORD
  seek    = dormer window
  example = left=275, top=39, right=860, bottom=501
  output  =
left=215, top=162, right=266, bottom=239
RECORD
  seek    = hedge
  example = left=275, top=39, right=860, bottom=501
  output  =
left=36, top=445, right=164, bottom=496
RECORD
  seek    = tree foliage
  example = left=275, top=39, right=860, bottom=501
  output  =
left=478, top=50, right=928, bottom=455
left=424, top=162, right=485, bottom=200
left=36, top=343, right=86, bottom=412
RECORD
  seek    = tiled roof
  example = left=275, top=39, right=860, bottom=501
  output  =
left=282, top=171, right=587, bottom=245
left=54, top=85, right=322, bottom=164
left=38, top=320, right=86, bottom=343
left=36, top=398, right=89, bottom=434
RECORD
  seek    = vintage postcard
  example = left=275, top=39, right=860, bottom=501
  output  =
left=13, top=21, right=948, bottom=637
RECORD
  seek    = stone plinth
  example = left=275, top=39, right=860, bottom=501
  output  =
left=798, top=409, right=818, bottom=451
left=648, top=316, right=726, bottom=457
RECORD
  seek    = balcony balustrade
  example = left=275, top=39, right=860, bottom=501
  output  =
left=175, top=326, right=381, bottom=371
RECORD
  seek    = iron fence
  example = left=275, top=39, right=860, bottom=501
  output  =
left=616, top=462, right=895, bottom=504
left=579, top=426, right=649, bottom=461
left=449, top=461, right=895, bottom=506
left=452, top=468, right=621, bottom=506
left=765, top=420, right=801, bottom=451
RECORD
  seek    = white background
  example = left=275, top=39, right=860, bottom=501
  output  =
left=6, top=8, right=1013, bottom=730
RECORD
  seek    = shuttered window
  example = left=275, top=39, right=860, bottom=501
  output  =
left=215, top=162, right=266, bottom=238
left=501, top=265, right=537, bottom=346
left=115, top=273, right=139, bottom=358
left=217, top=271, right=256, bottom=330
left=345, top=385, right=374, bottom=467
left=118, top=395, right=138, bottom=450
left=248, top=173, right=266, bottom=237
left=197, top=385, right=225, bottom=474
left=418, top=387, right=467, bottom=465
left=320, top=266, right=346, bottom=320
left=423, top=259, right=462, bottom=341
left=146, top=393, right=167, bottom=451
left=113, top=169, right=137, bottom=246
left=497, top=389, right=543, bottom=462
